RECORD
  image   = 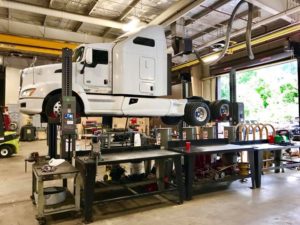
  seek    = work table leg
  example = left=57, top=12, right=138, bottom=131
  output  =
left=274, top=149, right=282, bottom=173
left=253, top=150, right=263, bottom=188
left=156, top=159, right=165, bottom=191
left=174, top=156, right=184, bottom=204
left=184, top=154, right=195, bottom=201
left=76, top=161, right=96, bottom=224
left=37, top=180, right=45, bottom=219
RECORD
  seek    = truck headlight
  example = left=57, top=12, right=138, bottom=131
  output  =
left=21, top=88, right=36, bottom=97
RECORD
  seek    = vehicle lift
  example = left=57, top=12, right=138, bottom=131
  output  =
left=47, top=48, right=77, bottom=160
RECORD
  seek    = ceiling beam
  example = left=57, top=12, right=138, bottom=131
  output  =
left=191, top=7, right=259, bottom=40
left=185, top=0, right=231, bottom=26
left=0, top=18, right=112, bottom=44
left=102, top=0, right=141, bottom=37
left=245, top=0, right=294, bottom=23
left=0, top=33, right=77, bottom=50
left=73, top=0, right=98, bottom=32
left=149, top=0, right=194, bottom=25
left=0, top=0, right=125, bottom=29
left=161, top=0, right=205, bottom=27
left=43, top=0, right=52, bottom=26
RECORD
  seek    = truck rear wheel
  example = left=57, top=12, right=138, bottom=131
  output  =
left=184, top=102, right=210, bottom=126
left=161, top=116, right=182, bottom=125
left=0, top=145, right=12, bottom=158
left=210, top=100, right=230, bottom=120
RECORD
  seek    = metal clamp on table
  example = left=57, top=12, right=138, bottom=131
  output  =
left=31, top=159, right=80, bottom=225
left=75, top=148, right=184, bottom=223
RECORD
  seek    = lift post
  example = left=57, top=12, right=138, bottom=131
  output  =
left=0, top=111, right=4, bottom=142
left=60, top=48, right=77, bottom=161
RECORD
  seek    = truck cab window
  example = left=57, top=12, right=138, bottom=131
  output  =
left=133, top=37, right=155, bottom=47
left=93, top=50, right=108, bottom=65
left=72, top=47, right=84, bottom=62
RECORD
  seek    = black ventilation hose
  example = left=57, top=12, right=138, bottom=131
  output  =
left=207, top=0, right=254, bottom=65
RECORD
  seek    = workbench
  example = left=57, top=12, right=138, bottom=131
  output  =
left=169, top=143, right=257, bottom=200
left=75, top=148, right=184, bottom=223
left=245, top=143, right=300, bottom=188
left=31, top=160, right=80, bottom=225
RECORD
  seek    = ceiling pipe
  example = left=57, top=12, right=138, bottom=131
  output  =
left=196, top=5, right=300, bottom=51
left=0, top=0, right=125, bottom=30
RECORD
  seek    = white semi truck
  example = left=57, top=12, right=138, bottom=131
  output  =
left=19, top=25, right=212, bottom=126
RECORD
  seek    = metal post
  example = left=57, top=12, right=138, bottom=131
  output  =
left=229, top=69, right=236, bottom=103
left=183, top=127, right=196, bottom=140
left=0, top=111, right=4, bottom=141
left=159, top=128, right=172, bottom=149
left=47, top=123, right=57, bottom=158
left=297, top=58, right=300, bottom=128
left=60, top=48, right=76, bottom=160
left=62, top=48, right=72, bottom=97
left=179, top=73, right=191, bottom=139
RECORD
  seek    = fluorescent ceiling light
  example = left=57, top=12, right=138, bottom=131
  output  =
left=122, top=17, right=140, bottom=32
left=201, top=53, right=221, bottom=63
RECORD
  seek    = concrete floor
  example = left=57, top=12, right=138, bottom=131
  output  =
left=1, top=140, right=300, bottom=225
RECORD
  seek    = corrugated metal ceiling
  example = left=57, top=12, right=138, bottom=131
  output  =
left=0, top=0, right=299, bottom=57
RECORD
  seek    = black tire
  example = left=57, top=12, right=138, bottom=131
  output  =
left=0, top=145, right=13, bottom=158
left=45, top=94, right=61, bottom=118
left=211, top=100, right=230, bottom=120
left=184, top=102, right=210, bottom=126
left=161, top=116, right=182, bottom=125
left=44, top=94, right=82, bottom=118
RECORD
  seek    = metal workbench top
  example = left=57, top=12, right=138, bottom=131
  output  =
left=171, top=144, right=255, bottom=155
left=250, top=143, right=300, bottom=151
left=33, top=161, right=78, bottom=177
left=77, top=149, right=181, bottom=165
left=99, top=150, right=181, bottom=164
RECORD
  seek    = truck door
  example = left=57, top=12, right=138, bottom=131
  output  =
left=84, top=48, right=110, bottom=90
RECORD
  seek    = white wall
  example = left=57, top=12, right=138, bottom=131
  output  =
left=5, top=67, right=21, bottom=105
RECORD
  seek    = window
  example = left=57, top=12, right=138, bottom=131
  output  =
left=93, top=50, right=108, bottom=65
left=72, top=47, right=84, bottom=62
left=133, top=37, right=155, bottom=47
left=218, top=60, right=299, bottom=126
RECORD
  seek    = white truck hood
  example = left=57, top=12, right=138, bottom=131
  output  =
left=21, top=63, right=63, bottom=88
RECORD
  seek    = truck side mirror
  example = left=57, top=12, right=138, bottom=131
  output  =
left=85, top=48, right=93, bottom=65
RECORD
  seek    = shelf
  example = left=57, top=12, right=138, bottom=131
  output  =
left=37, top=190, right=78, bottom=216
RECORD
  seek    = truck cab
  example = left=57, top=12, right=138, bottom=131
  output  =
left=19, top=25, right=211, bottom=126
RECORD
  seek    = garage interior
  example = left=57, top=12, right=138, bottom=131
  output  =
left=1, top=0, right=300, bottom=224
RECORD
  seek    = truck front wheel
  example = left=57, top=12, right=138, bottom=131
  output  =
left=184, top=102, right=210, bottom=126
left=44, top=94, right=82, bottom=119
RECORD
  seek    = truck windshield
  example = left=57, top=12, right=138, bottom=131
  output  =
left=72, top=47, right=84, bottom=62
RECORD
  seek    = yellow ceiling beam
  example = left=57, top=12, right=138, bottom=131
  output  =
left=0, top=43, right=61, bottom=56
left=0, top=33, right=78, bottom=51
left=172, top=23, right=300, bottom=72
